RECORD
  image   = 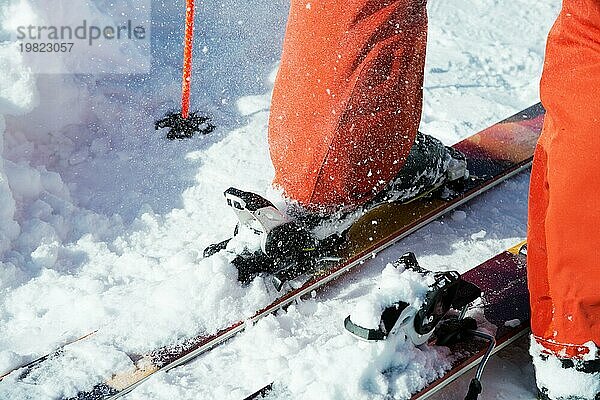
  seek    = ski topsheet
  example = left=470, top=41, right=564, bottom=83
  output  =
left=18, top=104, right=544, bottom=400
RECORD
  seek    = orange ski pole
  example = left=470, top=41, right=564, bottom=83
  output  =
left=155, top=0, right=215, bottom=140
left=181, top=0, right=195, bottom=119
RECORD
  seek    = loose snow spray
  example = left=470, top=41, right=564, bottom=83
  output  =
left=155, top=0, right=215, bottom=140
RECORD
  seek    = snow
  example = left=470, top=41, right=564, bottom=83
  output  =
left=0, top=0, right=564, bottom=399
left=505, top=319, right=522, bottom=329
left=471, top=230, right=488, bottom=241
left=451, top=210, right=467, bottom=222
left=348, top=263, right=433, bottom=330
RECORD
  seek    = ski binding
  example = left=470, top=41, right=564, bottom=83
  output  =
left=344, top=252, right=497, bottom=400
left=204, top=188, right=342, bottom=290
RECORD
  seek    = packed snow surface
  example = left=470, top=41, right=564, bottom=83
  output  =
left=0, top=0, right=561, bottom=399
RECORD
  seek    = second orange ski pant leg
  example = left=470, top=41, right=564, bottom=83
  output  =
left=528, top=0, right=600, bottom=358
left=268, top=0, right=427, bottom=209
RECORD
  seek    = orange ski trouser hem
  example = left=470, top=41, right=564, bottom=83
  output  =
left=268, top=0, right=427, bottom=209
left=528, top=0, right=600, bottom=359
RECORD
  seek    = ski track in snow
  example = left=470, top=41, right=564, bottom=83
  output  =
left=0, top=0, right=559, bottom=399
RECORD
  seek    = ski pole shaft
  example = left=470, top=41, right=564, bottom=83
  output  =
left=463, top=330, right=496, bottom=400
left=181, top=0, right=195, bottom=119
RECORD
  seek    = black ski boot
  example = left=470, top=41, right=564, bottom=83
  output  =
left=372, top=132, right=468, bottom=205
left=204, top=188, right=344, bottom=290
left=284, top=132, right=470, bottom=239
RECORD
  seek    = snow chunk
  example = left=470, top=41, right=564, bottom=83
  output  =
left=504, top=319, right=521, bottom=328
left=0, top=0, right=39, bottom=116
left=471, top=230, right=487, bottom=240
left=0, top=350, right=27, bottom=377
left=0, top=44, right=38, bottom=115
left=4, top=160, right=42, bottom=201
left=349, top=262, right=433, bottom=329
left=226, top=223, right=263, bottom=255
left=451, top=210, right=467, bottom=221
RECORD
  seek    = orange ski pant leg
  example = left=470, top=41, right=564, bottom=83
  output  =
left=528, top=0, right=600, bottom=358
left=269, top=0, right=427, bottom=209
